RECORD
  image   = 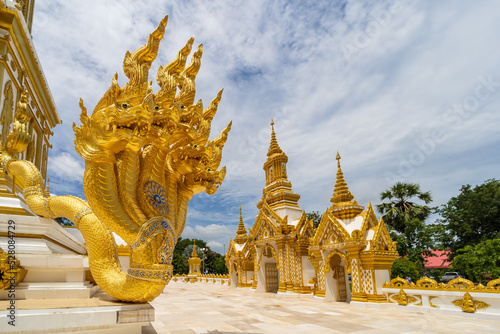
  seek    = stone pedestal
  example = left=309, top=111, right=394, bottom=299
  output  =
left=0, top=214, right=97, bottom=300
left=0, top=292, right=155, bottom=333
left=0, top=212, right=157, bottom=333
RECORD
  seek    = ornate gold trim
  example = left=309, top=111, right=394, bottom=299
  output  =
left=416, top=276, right=438, bottom=288
left=448, top=277, right=474, bottom=289
left=323, top=250, right=350, bottom=274
left=383, top=276, right=500, bottom=293
left=487, top=277, right=500, bottom=289
left=428, top=296, right=440, bottom=308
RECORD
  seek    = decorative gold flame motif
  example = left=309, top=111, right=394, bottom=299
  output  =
left=1, top=15, right=230, bottom=302
left=0, top=248, right=27, bottom=289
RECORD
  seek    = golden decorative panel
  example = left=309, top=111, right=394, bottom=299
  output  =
left=452, top=292, right=490, bottom=313
left=361, top=269, right=374, bottom=295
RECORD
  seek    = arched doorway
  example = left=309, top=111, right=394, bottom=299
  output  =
left=325, top=253, right=350, bottom=302
left=256, top=245, right=279, bottom=293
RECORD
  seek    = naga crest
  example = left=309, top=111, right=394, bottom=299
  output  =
left=73, top=15, right=230, bottom=207
left=2, top=15, right=230, bottom=302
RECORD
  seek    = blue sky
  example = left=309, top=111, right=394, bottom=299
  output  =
left=31, top=0, right=500, bottom=254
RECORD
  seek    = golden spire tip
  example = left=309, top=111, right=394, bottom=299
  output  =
left=336, top=150, right=341, bottom=161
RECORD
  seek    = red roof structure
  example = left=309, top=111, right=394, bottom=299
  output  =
left=424, top=250, right=451, bottom=269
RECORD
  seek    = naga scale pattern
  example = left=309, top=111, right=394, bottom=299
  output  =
left=1, top=15, right=230, bottom=302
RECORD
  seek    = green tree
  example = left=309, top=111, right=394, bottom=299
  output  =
left=306, top=211, right=322, bottom=228
left=172, top=252, right=188, bottom=274
left=172, top=237, right=190, bottom=274
left=388, top=218, right=438, bottom=264
left=171, top=237, right=227, bottom=275
left=390, top=257, right=423, bottom=283
left=213, top=255, right=229, bottom=275
left=451, top=239, right=500, bottom=283
left=55, top=217, right=74, bottom=227
left=437, top=179, right=500, bottom=254
left=377, top=183, right=437, bottom=266
left=376, top=182, right=433, bottom=233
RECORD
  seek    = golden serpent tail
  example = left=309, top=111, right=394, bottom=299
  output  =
left=4, top=158, right=168, bottom=302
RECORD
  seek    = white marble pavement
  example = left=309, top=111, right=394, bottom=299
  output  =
left=151, top=281, right=500, bottom=334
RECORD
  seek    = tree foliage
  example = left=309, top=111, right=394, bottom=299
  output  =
left=306, top=211, right=322, bottom=228
left=388, top=218, right=438, bottom=264
left=437, top=179, right=500, bottom=254
left=377, top=182, right=436, bottom=270
left=452, top=239, right=500, bottom=283
left=376, top=182, right=433, bottom=233
left=55, top=217, right=74, bottom=227
left=172, top=237, right=227, bottom=275
left=390, top=257, right=423, bottom=283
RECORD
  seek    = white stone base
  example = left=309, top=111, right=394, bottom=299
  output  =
left=0, top=302, right=155, bottom=333
left=0, top=253, right=97, bottom=299
left=0, top=215, right=87, bottom=255
left=276, top=291, right=296, bottom=297
left=0, top=282, right=100, bottom=299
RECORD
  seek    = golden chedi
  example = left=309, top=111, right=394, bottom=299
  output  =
left=0, top=15, right=230, bottom=302
left=187, top=240, right=202, bottom=282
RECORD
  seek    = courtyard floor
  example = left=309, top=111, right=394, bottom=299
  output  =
left=150, top=281, right=500, bottom=334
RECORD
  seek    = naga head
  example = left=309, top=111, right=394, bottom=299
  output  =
left=173, top=120, right=231, bottom=195
left=74, top=17, right=167, bottom=159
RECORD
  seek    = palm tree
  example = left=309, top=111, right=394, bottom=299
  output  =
left=376, top=182, right=433, bottom=233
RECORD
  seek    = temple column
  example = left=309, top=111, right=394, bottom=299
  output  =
left=276, top=239, right=287, bottom=292
left=346, top=244, right=367, bottom=302
left=285, top=241, right=294, bottom=292
left=307, top=248, right=323, bottom=297
left=360, top=251, right=396, bottom=302
left=294, top=243, right=311, bottom=294
left=251, top=248, right=258, bottom=289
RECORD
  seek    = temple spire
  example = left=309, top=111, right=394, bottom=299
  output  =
left=329, top=151, right=363, bottom=219
left=330, top=151, right=354, bottom=204
left=191, top=239, right=199, bottom=258
left=267, top=118, right=283, bottom=157
left=258, top=119, right=301, bottom=214
left=234, top=206, right=248, bottom=244
left=236, top=206, right=247, bottom=236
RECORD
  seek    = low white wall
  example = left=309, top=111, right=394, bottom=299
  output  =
left=382, top=277, right=500, bottom=317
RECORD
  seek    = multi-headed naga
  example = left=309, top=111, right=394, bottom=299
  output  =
left=1, top=16, right=230, bottom=302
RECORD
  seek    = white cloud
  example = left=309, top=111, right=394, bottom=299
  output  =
left=207, top=241, right=223, bottom=250
left=30, top=1, right=500, bottom=250
left=47, top=152, right=84, bottom=183
left=181, top=224, right=234, bottom=254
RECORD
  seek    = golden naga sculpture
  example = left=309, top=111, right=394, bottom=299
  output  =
left=0, top=15, right=230, bottom=302
left=0, top=248, right=27, bottom=290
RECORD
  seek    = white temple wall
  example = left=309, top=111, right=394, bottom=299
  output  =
left=324, top=271, right=338, bottom=301
left=375, top=269, right=391, bottom=292
left=274, top=207, right=302, bottom=222
left=301, top=255, right=315, bottom=286
left=246, top=270, right=254, bottom=284
left=230, top=267, right=238, bottom=288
